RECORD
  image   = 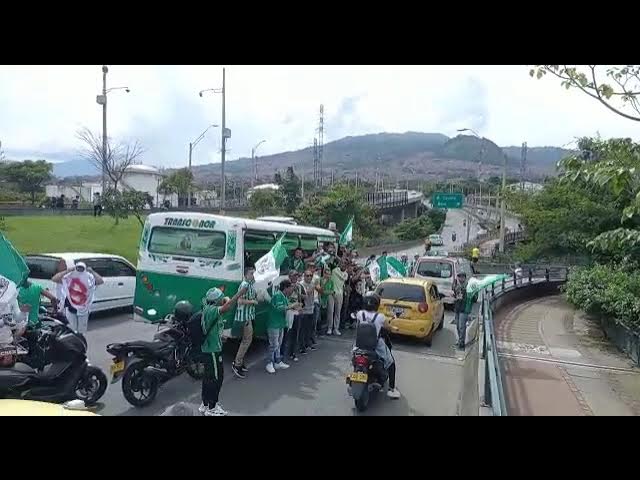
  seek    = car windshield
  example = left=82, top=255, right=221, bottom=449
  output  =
left=416, top=261, right=453, bottom=278
left=375, top=283, right=426, bottom=303
left=148, top=227, right=226, bottom=259
left=25, top=256, right=61, bottom=280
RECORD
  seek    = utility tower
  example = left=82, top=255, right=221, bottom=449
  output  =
left=520, top=141, right=528, bottom=190
left=313, top=138, right=319, bottom=188
left=317, top=105, right=324, bottom=188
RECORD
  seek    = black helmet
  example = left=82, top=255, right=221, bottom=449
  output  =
left=362, top=293, right=380, bottom=312
left=174, top=300, right=194, bottom=321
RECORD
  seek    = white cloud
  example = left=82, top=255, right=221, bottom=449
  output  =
left=2, top=65, right=640, bottom=167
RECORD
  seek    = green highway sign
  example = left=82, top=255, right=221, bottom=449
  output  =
left=432, top=192, right=464, bottom=209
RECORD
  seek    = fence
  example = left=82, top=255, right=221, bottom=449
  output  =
left=599, top=316, right=640, bottom=367
left=477, top=266, right=570, bottom=416
left=363, top=191, right=409, bottom=209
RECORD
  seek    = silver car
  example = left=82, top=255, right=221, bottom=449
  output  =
left=411, top=256, right=473, bottom=305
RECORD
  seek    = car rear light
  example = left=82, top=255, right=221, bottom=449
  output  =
left=418, top=302, right=429, bottom=313
left=354, top=355, right=368, bottom=367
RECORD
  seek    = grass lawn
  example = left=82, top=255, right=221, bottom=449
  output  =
left=2, top=216, right=143, bottom=264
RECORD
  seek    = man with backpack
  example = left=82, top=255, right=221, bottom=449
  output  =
left=190, top=287, right=242, bottom=416
left=353, top=293, right=400, bottom=399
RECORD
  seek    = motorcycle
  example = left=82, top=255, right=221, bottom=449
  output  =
left=0, top=317, right=107, bottom=405
left=106, top=302, right=205, bottom=408
left=346, top=322, right=389, bottom=412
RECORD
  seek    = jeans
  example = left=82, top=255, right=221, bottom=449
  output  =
left=329, top=293, right=343, bottom=332
left=455, top=311, right=469, bottom=347
left=267, top=328, right=284, bottom=365
left=299, top=313, right=314, bottom=350
left=282, top=315, right=301, bottom=358
left=312, top=304, right=320, bottom=342
left=202, top=352, right=224, bottom=408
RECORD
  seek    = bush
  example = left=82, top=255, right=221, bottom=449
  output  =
left=394, top=215, right=435, bottom=241
left=565, top=264, right=640, bottom=332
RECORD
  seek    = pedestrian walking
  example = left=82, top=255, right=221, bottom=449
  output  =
left=231, top=267, right=258, bottom=379
left=266, top=280, right=300, bottom=374
left=51, top=262, right=103, bottom=335
left=93, top=192, right=102, bottom=217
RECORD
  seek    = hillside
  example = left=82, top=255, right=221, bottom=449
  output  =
left=9, top=131, right=567, bottom=182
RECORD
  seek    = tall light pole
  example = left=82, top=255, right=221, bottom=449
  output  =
left=96, top=65, right=130, bottom=193
left=499, top=153, right=507, bottom=253
left=251, top=140, right=266, bottom=187
left=199, top=67, right=227, bottom=214
left=187, top=124, right=219, bottom=209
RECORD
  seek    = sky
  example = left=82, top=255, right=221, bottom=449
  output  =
left=2, top=65, right=640, bottom=168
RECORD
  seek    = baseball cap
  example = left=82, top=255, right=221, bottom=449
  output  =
left=205, top=288, right=224, bottom=304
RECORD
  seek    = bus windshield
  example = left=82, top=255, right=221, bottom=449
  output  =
left=148, top=227, right=226, bottom=259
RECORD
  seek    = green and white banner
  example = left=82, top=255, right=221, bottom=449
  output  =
left=371, top=255, right=407, bottom=283
left=339, top=216, right=354, bottom=246
left=254, top=233, right=288, bottom=287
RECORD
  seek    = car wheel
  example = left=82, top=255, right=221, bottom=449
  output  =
left=424, top=325, right=435, bottom=347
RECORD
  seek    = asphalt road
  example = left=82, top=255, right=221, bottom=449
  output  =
left=86, top=208, right=483, bottom=416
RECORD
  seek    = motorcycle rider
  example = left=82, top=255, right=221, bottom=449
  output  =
left=353, top=293, right=400, bottom=399
left=0, top=274, right=29, bottom=367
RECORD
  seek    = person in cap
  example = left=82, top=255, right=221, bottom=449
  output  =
left=453, top=272, right=469, bottom=350
left=52, top=262, right=104, bottom=335
left=195, top=286, right=242, bottom=416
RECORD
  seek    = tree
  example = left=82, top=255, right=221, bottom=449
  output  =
left=249, top=188, right=285, bottom=217
left=0, top=160, right=52, bottom=204
left=296, top=184, right=379, bottom=241
left=530, top=65, right=640, bottom=122
left=103, top=189, right=152, bottom=226
left=76, top=127, right=144, bottom=191
left=159, top=168, right=195, bottom=205
left=276, top=167, right=301, bottom=214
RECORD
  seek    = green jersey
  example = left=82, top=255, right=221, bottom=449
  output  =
left=268, top=290, right=289, bottom=330
left=319, top=278, right=334, bottom=308
left=201, top=305, right=223, bottom=353
left=293, top=257, right=306, bottom=273
left=18, top=283, right=44, bottom=327
left=234, top=280, right=257, bottom=325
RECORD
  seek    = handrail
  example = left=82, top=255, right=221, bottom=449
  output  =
left=477, top=266, right=570, bottom=416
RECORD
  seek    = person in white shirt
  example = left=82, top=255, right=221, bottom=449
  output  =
left=328, top=261, right=348, bottom=336
left=52, top=262, right=104, bottom=334
left=0, top=275, right=29, bottom=367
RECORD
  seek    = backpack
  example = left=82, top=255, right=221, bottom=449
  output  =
left=355, top=312, right=381, bottom=351
left=185, top=312, right=213, bottom=349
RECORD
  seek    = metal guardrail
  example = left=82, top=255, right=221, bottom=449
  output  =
left=364, top=191, right=409, bottom=210
left=478, top=266, right=570, bottom=416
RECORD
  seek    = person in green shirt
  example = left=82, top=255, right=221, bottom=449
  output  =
left=17, top=280, right=59, bottom=328
left=197, top=287, right=241, bottom=416
left=266, top=279, right=300, bottom=374
left=318, top=267, right=334, bottom=333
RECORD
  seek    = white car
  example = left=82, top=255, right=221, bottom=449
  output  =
left=24, top=253, right=137, bottom=313
left=428, top=234, right=444, bottom=247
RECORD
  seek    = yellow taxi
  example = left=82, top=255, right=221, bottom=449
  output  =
left=375, top=277, right=445, bottom=346
left=0, top=400, right=99, bottom=416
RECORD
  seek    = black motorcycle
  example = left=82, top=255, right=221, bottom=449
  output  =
left=0, top=317, right=107, bottom=405
left=106, top=302, right=205, bottom=408
left=346, top=322, right=389, bottom=412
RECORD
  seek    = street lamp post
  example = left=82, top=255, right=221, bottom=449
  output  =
left=499, top=153, right=507, bottom=253
left=199, top=68, right=227, bottom=214
left=187, top=124, right=219, bottom=209
left=96, top=65, right=130, bottom=194
left=251, top=140, right=266, bottom=187
left=457, top=127, right=486, bottom=208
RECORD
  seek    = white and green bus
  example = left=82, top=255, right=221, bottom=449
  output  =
left=134, top=212, right=337, bottom=337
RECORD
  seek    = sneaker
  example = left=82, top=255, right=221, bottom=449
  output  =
left=204, top=403, right=228, bottom=416
left=310, top=345, right=317, bottom=351
left=334, top=330, right=342, bottom=336
left=231, top=362, right=246, bottom=379
left=275, top=361, right=290, bottom=369
left=387, top=388, right=401, bottom=399
left=290, top=355, right=299, bottom=362
left=239, top=364, right=249, bottom=374
left=326, top=329, right=333, bottom=335
left=266, top=362, right=276, bottom=374
left=198, top=403, right=208, bottom=414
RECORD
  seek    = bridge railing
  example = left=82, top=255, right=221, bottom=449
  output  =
left=477, top=266, right=569, bottom=416
left=363, top=191, right=409, bottom=209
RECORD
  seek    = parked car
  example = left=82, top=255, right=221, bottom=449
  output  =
left=411, top=256, right=473, bottom=306
left=375, top=278, right=445, bottom=346
left=428, top=234, right=444, bottom=247
left=24, top=253, right=136, bottom=312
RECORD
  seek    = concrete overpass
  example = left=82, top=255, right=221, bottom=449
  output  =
left=364, top=189, right=424, bottom=224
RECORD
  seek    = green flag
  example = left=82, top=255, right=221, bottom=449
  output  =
left=376, top=255, right=407, bottom=281
left=466, top=274, right=509, bottom=295
left=0, top=232, right=29, bottom=286
left=253, top=233, right=289, bottom=286
left=339, top=217, right=354, bottom=246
